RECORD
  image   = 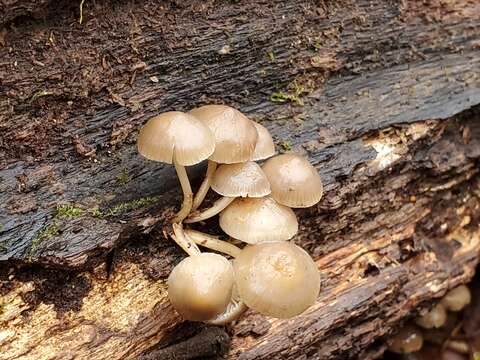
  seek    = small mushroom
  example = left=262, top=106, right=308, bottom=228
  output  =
left=189, top=105, right=258, bottom=210
left=234, top=241, right=320, bottom=318
left=219, top=196, right=298, bottom=244
left=388, top=325, right=424, bottom=354
left=441, top=285, right=471, bottom=312
left=168, top=253, right=234, bottom=321
left=186, top=161, right=271, bottom=223
left=262, top=154, right=323, bottom=208
left=137, top=111, right=215, bottom=224
left=251, top=121, right=275, bottom=161
left=415, top=303, right=448, bottom=329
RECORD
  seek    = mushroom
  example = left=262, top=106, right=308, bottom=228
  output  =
left=168, top=252, right=234, bottom=321
left=234, top=241, right=320, bottom=318
left=219, top=196, right=298, bottom=244
left=137, top=111, right=215, bottom=223
left=251, top=121, right=275, bottom=161
left=189, top=105, right=258, bottom=210
left=441, top=285, right=471, bottom=312
left=262, top=153, right=323, bottom=208
left=388, top=325, right=424, bottom=354
left=415, top=303, right=448, bottom=329
left=185, top=161, right=271, bottom=223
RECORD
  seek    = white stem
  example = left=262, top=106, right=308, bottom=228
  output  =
left=171, top=223, right=201, bottom=256
left=184, top=196, right=235, bottom=224
left=206, top=297, right=247, bottom=325
left=172, top=161, right=193, bottom=224
left=184, top=229, right=242, bottom=258
left=192, top=160, right=217, bottom=211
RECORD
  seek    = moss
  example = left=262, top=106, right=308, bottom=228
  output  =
left=105, top=195, right=160, bottom=217
left=267, top=51, right=275, bottom=62
left=56, top=204, right=85, bottom=218
left=116, top=169, right=132, bottom=185
left=279, top=140, right=292, bottom=151
left=28, top=222, right=59, bottom=259
left=269, top=92, right=303, bottom=106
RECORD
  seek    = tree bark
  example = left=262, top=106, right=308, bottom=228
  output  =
left=1, top=0, right=480, bottom=359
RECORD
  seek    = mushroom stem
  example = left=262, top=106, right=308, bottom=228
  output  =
left=172, top=223, right=201, bottom=256
left=172, top=161, right=193, bottom=223
left=206, top=294, right=248, bottom=325
left=185, top=229, right=241, bottom=258
left=192, top=160, right=217, bottom=211
left=185, top=196, right=235, bottom=223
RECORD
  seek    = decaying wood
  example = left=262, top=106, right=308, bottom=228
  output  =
left=1, top=0, right=480, bottom=359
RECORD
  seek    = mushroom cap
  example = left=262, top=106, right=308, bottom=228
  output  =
left=415, top=303, right=447, bottom=329
left=388, top=325, right=424, bottom=354
left=441, top=285, right=471, bottom=312
left=137, top=111, right=215, bottom=166
left=219, top=196, right=298, bottom=244
left=262, top=154, right=323, bottom=208
left=251, top=121, right=275, bottom=161
left=233, top=241, right=320, bottom=318
left=168, top=253, right=234, bottom=321
left=189, top=105, right=258, bottom=164
left=211, top=161, right=271, bottom=198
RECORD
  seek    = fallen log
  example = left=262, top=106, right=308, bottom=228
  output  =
left=1, top=0, right=480, bottom=359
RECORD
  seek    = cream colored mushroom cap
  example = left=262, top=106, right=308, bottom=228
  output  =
left=251, top=121, right=275, bottom=161
left=168, top=253, right=234, bottom=321
left=190, top=105, right=258, bottom=164
left=234, top=241, right=320, bottom=318
left=137, top=111, right=215, bottom=166
left=262, top=154, right=323, bottom=208
left=219, top=197, right=298, bottom=244
left=211, top=161, right=271, bottom=198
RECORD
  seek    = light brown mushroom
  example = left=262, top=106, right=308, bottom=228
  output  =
left=189, top=105, right=258, bottom=210
left=219, top=196, right=298, bottom=244
left=234, top=241, right=320, bottom=318
left=415, top=303, right=448, bottom=329
left=185, top=229, right=242, bottom=258
left=251, top=121, right=275, bottom=161
left=441, top=285, right=471, bottom=312
left=168, top=253, right=234, bottom=321
left=185, top=161, right=271, bottom=223
left=137, top=111, right=215, bottom=223
left=388, top=325, right=424, bottom=354
left=262, top=153, right=323, bottom=208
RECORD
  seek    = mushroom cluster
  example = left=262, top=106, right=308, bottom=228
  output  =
left=388, top=285, right=472, bottom=355
left=137, top=105, right=323, bottom=324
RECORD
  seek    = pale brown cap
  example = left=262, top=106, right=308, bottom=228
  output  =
left=219, top=196, right=298, bottom=244
left=251, top=121, right=275, bottom=161
left=137, top=111, right=215, bottom=166
left=415, top=303, right=447, bottom=329
left=168, top=253, right=234, bottom=321
left=441, top=285, right=471, bottom=312
left=189, top=105, right=258, bottom=164
left=262, top=154, right=323, bottom=208
left=234, top=241, right=320, bottom=318
left=388, top=325, right=424, bottom=354
left=211, top=161, right=271, bottom=198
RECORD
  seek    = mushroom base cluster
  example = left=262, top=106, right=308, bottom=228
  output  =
left=136, top=105, right=323, bottom=324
